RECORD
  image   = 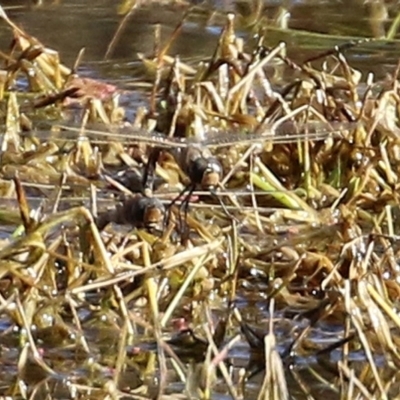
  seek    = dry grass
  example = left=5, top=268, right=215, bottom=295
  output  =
left=1, top=4, right=400, bottom=400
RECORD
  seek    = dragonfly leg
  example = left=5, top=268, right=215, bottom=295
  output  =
left=210, top=189, right=239, bottom=223
left=180, top=185, right=195, bottom=240
left=142, top=147, right=162, bottom=192
left=164, top=184, right=191, bottom=228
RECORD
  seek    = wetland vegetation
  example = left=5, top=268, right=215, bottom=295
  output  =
left=2, top=1, right=400, bottom=399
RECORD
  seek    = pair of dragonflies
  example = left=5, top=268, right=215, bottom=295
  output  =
left=26, top=118, right=358, bottom=232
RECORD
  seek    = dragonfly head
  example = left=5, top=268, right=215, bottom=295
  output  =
left=196, top=158, right=223, bottom=190
left=129, top=196, right=165, bottom=230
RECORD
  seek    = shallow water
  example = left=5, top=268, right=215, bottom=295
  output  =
left=2, top=0, right=400, bottom=79
left=2, top=0, right=399, bottom=127
left=1, top=0, right=399, bottom=120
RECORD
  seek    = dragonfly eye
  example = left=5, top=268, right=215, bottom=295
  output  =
left=186, top=156, right=222, bottom=189
left=129, top=197, right=165, bottom=229
left=201, top=159, right=223, bottom=190
left=201, top=170, right=221, bottom=190
left=143, top=204, right=165, bottom=229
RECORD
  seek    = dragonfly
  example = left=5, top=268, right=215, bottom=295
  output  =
left=41, top=119, right=358, bottom=148
left=30, top=118, right=358, bottom=190
left=96, top=194, right=165, bottom=232
left=17, top=119, right=358, bottom=230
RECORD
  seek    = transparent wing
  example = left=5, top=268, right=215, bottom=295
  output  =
left=200, top=120, right=358, bottom=147
left=15, top=120, right=358, bottom=148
